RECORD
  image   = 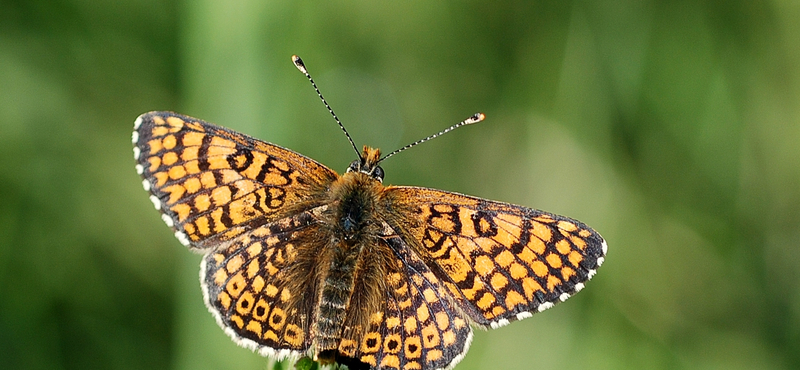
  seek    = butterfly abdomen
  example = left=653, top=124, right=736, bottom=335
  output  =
left=315, top=238, right=361, bottom=350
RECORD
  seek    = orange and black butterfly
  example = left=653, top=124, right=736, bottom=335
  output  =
left=132, top=56, right=606, bottom=370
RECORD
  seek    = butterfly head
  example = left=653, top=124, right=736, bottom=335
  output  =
left=346, top=146, right=384, bottom=182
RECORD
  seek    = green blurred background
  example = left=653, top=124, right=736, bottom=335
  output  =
left=2, top=1, right=799, bottom=369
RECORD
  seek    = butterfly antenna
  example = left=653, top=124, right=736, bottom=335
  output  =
left=292, top=55, right=360, bottom=157
left=377, top=112, right=486, bottom=164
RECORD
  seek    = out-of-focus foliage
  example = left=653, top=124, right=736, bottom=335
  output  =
left=1, top=1, right=799, bottom=369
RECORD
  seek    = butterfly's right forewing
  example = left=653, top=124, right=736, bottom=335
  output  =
left=387, top=187, right=607, bottom=329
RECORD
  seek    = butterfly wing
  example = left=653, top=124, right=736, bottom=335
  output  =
left=385, top=187, right=607, bottom=328
left=133, top=111, right=338, bottom=250
left=201, top=206, right=328, bottom=359
left=335, top=227, right=474, bottom=370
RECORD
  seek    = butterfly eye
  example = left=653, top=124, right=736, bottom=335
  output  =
left=372, top=166, right=384, bottom=182
left=346, top=160, right=360, bottom=173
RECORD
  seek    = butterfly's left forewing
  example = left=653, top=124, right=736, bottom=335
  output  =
left=133, top=111, right=338, bottom=250
left=386, top=187, right=607, bottom=329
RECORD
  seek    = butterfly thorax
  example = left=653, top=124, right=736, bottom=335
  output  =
left=313, top=162, right=391, bottom=359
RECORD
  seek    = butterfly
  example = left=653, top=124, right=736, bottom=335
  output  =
left=132, top=56, right=606, bottom=370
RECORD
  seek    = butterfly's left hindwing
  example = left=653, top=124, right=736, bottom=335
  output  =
left=386, top=187, right=607, bottom=329
left=201, top=207, right=326, bottom=360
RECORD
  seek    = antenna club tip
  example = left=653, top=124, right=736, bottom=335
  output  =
left=467, top=112, right=486, bottom=124
left=292, top=55, right=308, bottom=73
